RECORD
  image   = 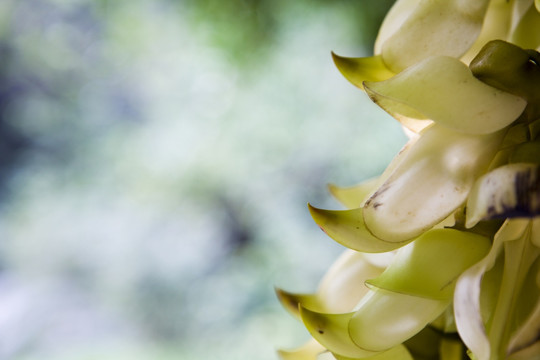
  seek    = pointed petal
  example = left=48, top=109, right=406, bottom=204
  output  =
left=380, top=0, right=490, bottom=72
left=367, top=229, right=491, bottom=300
left=278, top=339, right=327, bottom=360
left=465, top=163, right=540, bottom=228
left=331, top=54, right=394, bottom=89
left=454, top=219, right=530, bottom=360
left=363, top=125, right=504, bottom=242
left=276, top=251, right=385, bottom=318
left=317, top=250, right=384, bottom=313
left=299, top=307, right=378, bottom=359
left=327, top=178, right=379, bottom=210
left=308, top=204, right=411, bottom=253
left=364, top=56, right=527, bottom=135
left=348, top=289, right=448, bottom=352
left=276, top=288, right=320, bottom=319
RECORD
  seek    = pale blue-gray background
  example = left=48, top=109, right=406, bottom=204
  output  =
left=0, top=1, right=404, bottom=359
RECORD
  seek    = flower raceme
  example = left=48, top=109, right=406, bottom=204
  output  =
left=276, top=1, right=540, bottom=360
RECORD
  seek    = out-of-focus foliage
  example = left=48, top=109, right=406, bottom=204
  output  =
left=0, top=0, right=399, bottom=359
left=181, top=0, right=395, bottom=64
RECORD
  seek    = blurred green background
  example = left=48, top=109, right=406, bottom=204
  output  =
left=0, top=0, right=405, bottom=359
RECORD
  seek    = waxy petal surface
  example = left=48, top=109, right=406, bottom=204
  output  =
left=299, top=308, right=377, bottom=359
left=511, top=2, right=540, bottom=50
left=328, top=178, right=379, bottom=210
left=348, top=289, right=448, bottom=352
left=332, top=54, right=394, bottom=89
left=363, top=124, right=504, bottom=242
left=374, top=0, right=419, bottom=55
left=466, top=163, right=540, bottom=228
left=454, top=219, right=531, bottom=360
left=308, top=204, right=411, bottom=252
left=380, top=0, right=490, bottom=72
left=364, top=56, right=527, bottom=135
left=367, top=229, right=490, bottom=300
left=276, top=250, right=384, bottom=318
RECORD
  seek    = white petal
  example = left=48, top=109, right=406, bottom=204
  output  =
left=364, top=56, right=527, bottom=135
left=380, top=0, right=490, bottom=72
left=363, top=124, right=503, bottom=242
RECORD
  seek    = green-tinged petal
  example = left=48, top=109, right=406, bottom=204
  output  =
left=328, top=178, right=379, bottom=210
left=331, top=54, right=394, bottom=89
left=380, top=0, right=490, bottom=72
left=374, top=134, right=420, bottom=184
left=348, top=289, right=448, bottom=352
left=465, top=163, right=540, bottom=228
left=364, top=56, right=526, bottom=135
left=276, top=288, right=321, bottom=319
left=374, top=0, right=419, bottom=55
left=488, top=226, right=540, bottom=359
left=454, top=219, right=530, bottom=360
left=511, top=2, right=540, bottom=51
left=278, top=339, right=326, bottom=360
left=470, top=40, right=540, bottom=105
left=536, top=0, right=540, bottom=12
left=363, top=80, right=434, bottom=132
left=277, top=251, right=385, bottom=318
left=308, top=204, right=411, bottom=253
left=317, top=250, right=383, bottom=313
left=461, top=0, right=515, bottom=64
left=367, top=229, right=491, bottom=300
left=363, top=124, right=504, bottom=242
left=479, top=251, right=504, bottom=332
left=299, top=307, right=378, bottom=359
left=332, top=344, right=413, bottom=360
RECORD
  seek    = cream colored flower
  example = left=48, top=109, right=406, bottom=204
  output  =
left=277, top=2, right=540, bottom=359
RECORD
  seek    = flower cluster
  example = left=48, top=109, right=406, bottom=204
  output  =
left=276, top=1, right=540, bottom=359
